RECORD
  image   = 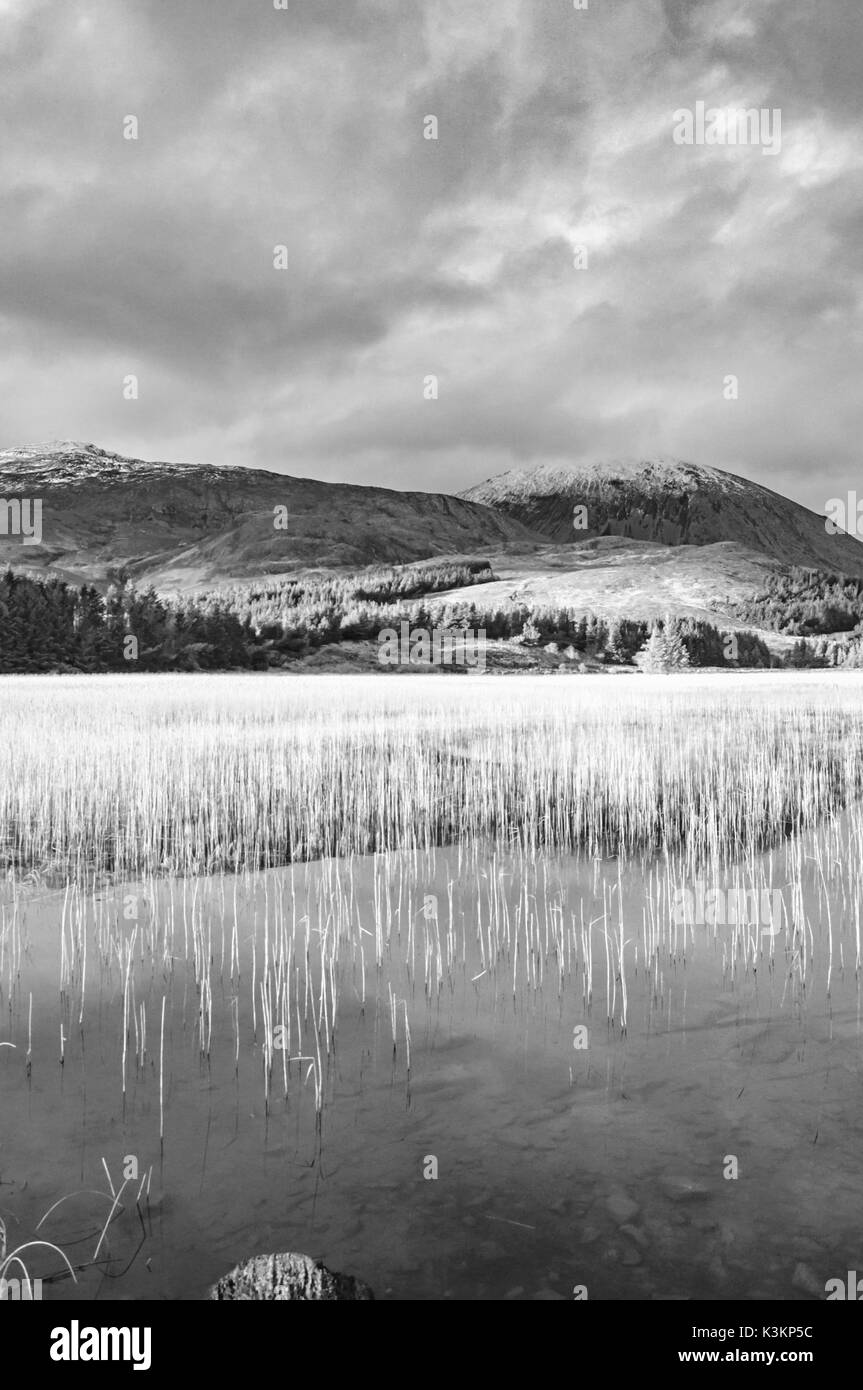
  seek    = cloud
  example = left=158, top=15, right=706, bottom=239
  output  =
left=0, top=0, right=862, bottom=512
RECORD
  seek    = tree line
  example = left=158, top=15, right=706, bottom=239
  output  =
left=732, top=565, right=863, bottom=635
left=0, top=563, right=858, bottom=672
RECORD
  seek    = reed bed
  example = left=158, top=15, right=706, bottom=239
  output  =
left=0, top=673, right=861, bottom=881
left=1, top=671, right=862, bottom=1144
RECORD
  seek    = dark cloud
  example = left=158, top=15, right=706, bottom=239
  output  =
left=0, top=0, right=861, bottom=513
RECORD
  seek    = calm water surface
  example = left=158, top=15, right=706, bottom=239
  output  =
left=3, top=829, right=862, bottom=1301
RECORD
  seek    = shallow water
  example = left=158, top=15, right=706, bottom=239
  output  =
left=2, top=827, right=862, bottom=1302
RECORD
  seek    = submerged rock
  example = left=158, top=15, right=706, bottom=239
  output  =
left=659, top=1176, right=711, bottom=1202
left=619, top=1223, right=649, bottom=1249
left=211, top=1252, right=375, bottom=1301
left=605, top=1191, right=640, bottom=1224
left=791, top=1262, right=823, bottom=1299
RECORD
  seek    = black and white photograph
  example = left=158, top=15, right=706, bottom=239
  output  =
left=1, top=0, right=862, bottom=1358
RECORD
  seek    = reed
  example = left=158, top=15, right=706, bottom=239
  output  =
left=1, top=671, right=862, bottom=1166
left=159, top=995, right=166, bottom=1145
left=0, top=674, right=861, bottom=883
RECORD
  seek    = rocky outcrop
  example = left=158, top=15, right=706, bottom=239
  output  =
left=210, top=1252, right=374, bottom=1301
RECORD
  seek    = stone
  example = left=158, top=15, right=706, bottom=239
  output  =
left=605, top=1191, right=640, bottom=1224
left=791, top=1262, right=823, bottom=1299
left=793, top=1238, right=827, bottom=1261
left=477, top=1239, right=505, bottom=1259
left=692, top=1217, right=720, bottom=1233
left=210, top=1252, right=374, bottom=1301
left=533, top=1287, right=566, bottom=1300
left=659, top=1177, right=710, bottom=1202
left=708, top=1255, right=728, bottom=1285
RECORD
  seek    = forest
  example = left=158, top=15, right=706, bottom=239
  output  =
left=0, top=561, right=859, bottom=672
left=732, top=566, right=863, bottom=635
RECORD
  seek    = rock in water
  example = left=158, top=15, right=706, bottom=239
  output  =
left=791, top=1262, right=823, bottom=1300
left=605, top=1191, right=640, bottom=1225
left=211, top=1253, right=374, bottom=1301
left=659, top=1176, right=710, bottom=1202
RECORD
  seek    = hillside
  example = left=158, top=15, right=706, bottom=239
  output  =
left=460, top=457, right=863, bottom=579
left=440, top=535, right=783, bottom=628
left=0, top=442, right=540, bottom=589
left=1, top=445, right=861, bottom=653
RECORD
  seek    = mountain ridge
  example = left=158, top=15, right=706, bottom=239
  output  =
left=0, top=444, right=861, bottom=601
left=0, top=441, right=541, bottom=588
left=459, top=455, right=863, bottom=578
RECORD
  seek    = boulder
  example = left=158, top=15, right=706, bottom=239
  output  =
left=210, top=1252, right=374, bottom=1301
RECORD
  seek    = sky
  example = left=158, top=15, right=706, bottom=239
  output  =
left=1, top=0, right=862, bottom=513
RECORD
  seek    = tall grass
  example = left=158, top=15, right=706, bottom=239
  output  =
left=0, top=674, right=861, bottom=880
left=1, top=671, right=862, bottom=1139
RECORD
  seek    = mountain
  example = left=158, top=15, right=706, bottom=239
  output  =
left=0, top=442, right=540, bottom=589
left=1, top=443, right=860, bottom=635
left=459, top=456, right=863, bottom=578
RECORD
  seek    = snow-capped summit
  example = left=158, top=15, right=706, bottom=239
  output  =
left=460, top=456, right=863, bottom=576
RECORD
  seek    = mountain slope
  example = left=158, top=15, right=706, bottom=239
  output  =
left=0, top=442, right=541, bottom=588
left=441, top=536, right=782, bottom=625
left=460, top=457, right=863, bottom=578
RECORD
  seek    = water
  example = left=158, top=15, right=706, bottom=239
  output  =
left=2, top=826, right=862, bottom=1301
